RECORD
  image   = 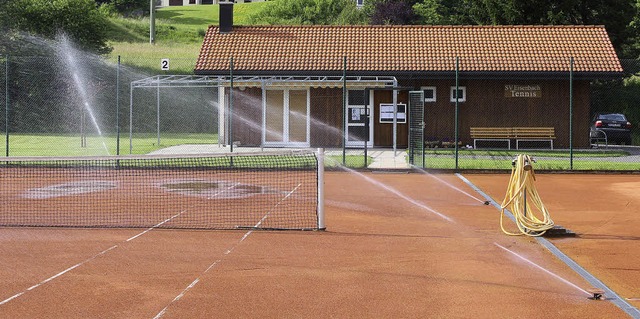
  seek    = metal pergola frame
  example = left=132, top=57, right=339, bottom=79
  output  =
left=128, top=75, right=400, bottom=153
left=130, top=75, right=398, bottom=88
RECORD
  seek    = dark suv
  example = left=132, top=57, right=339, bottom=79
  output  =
left=590, top=113, right=632, bottom=145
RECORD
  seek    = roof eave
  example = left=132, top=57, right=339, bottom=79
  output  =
left=194, top=69, right=623, bottom=80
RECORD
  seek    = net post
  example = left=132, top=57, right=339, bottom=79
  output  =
left=317, top=148, right=326, bottom=230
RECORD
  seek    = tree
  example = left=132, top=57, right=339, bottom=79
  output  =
left=248, top=0, right=367, bottom=25
left=3, top=0, right=112, bottom=54
left=362, top=0, right=421, bottom=25
left=370, top=0, right=417, bottom=25
left=513, top=0, right=634, bottom=56
left=98, top=0, right=149, bottom=16
left=620, top=0, right=640, bottom=58
left=412, top=0, right=637, bottom=57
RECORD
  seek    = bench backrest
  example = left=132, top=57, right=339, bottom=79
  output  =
left=470, top=127, right=556, bottom=139
left=513, top=127, right=555, bottom=138
left=470, top=127, right=513, bottom=138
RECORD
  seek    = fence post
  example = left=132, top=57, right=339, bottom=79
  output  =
left=569, top=57, right=574, bottom=170
left=116, top=55, right=120, bottom=156
left=129, top=82, right=133, bottom=154
left=342, top=56, right=346, bottom=166
left=156, top=75, right=160, bottom=147
left=364, top=88, right=369, bottom=168
left=4, top=54, right=9, bottom=157
left=229, top=56, right=234, bottom=153
left=454, top=57, right=460, bottom=171
left=317, top=148, right=325, bottom=230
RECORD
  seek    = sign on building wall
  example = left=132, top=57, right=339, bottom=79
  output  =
left=379, top=103, right=406, bottom=123
left=504, top=84, right=541, bottom=98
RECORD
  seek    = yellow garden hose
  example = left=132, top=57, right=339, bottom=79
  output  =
left=500, top=154, right=554, bottom=236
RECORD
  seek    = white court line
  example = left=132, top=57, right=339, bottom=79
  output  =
left=0, top=184, right=238, bottom=306
left=127, top=211, right=186, bottom=242
left=152, top=183, right=302, bottom=319
left=0, top=245, right=118, bottom=306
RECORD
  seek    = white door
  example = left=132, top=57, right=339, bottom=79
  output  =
left=345, top=90, right=373, bottom=147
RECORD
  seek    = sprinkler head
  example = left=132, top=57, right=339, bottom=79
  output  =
left=587, top=288, right=605, bottom=300
left=484, top=201, right=491, bottom=205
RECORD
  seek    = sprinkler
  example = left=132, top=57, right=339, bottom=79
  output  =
left=587, top=288, right=605, bottom=300
left=484, top=201, right=491, bottom=205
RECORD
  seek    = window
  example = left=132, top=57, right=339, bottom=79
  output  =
left=356, top=0, right=364, bottom=7
left=264, top=89, right=310, bottom=146
left=348, top=90, right=366, bottom=105
left=421, top=86, right=436, bottom=102
left=450, top=86, right=466, bottom=102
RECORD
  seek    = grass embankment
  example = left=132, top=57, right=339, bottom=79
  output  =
left=106, top=3, right=266, bottom=71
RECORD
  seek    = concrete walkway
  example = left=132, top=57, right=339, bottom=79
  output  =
left=358, top=149, right=410, bottom=169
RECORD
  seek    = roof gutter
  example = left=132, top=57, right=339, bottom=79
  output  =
left=194, top=69, right=623, bottom=81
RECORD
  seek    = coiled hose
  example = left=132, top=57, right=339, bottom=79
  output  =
left=500, top=154, right=554, bottom=236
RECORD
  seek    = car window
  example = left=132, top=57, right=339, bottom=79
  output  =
left=598, top=114, right=626, bottom=121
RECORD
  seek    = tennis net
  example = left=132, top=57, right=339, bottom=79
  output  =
left=0, top=151, right=321, bottom=230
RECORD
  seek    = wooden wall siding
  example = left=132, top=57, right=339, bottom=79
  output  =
left=310, top=88, right=343, bottom=147
left=373, top=90, right=409, bottom=147
left=231, top=87, right=262, bottom=146
left=225, top=79, right=590, bottom=148
left=404, top=79, right=591, bottom=148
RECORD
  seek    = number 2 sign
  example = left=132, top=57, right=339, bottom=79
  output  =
left=161, top=58, right=169, bottom=71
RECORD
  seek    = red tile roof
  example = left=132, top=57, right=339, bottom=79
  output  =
left=195, top=25, right=622, bottom=74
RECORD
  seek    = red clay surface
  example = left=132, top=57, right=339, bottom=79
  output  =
left=0, top=171, right=638, bottom=318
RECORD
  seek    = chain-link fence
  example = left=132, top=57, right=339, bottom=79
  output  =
left=1, top=40, right=639, bottom=171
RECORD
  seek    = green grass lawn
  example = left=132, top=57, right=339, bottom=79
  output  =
left=326, top=155, right=373, bottom=168
left=410, top=148, right=637, bottom=170
left=420, top=149, right=629, bottom=158
left=452, top=159, right=639, bottom=170
left=156, top=3, right=265, bottom=30
left=1, top=133, right=218, bottom=157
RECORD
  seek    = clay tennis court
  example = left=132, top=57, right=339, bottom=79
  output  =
left=1, top=171, right=639, bottom=318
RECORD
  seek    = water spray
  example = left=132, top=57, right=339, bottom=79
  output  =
left=410, top=164, right=489, bottom=206
left=494, top=242, right=595, bottom=298
left=326, top=158, right=455, bottom=223
left=59, top=36, right=110, bottom=155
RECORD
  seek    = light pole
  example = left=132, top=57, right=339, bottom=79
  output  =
left=150, top=0, right=156, bottom=44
